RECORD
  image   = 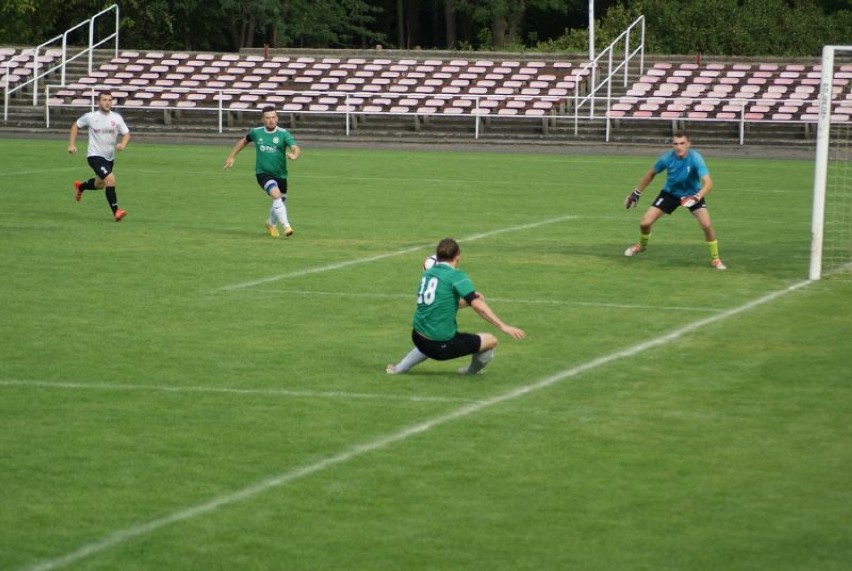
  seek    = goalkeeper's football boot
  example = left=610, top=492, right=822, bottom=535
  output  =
left=283, top=225, right=294, bottom=237
left=73, top=180, right=83, bottom=202
left=114, top=209, right=127, bottom=222
left=711, top=259, right=727, bottom=270
left=265, top=222, right=280, bottom=238
left=624, top=243, right=645, bottom=257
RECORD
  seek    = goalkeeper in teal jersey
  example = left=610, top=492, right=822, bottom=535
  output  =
left=223, top=105, right=301, bottom=238
left=623, top=131, right=727, bottom=270
left=386, top=238, right=526, bottom=375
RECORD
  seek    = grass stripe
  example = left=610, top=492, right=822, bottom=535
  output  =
left=217, top=215, right=579, bottom=292
left=0, top=380, right=474, bottom=404
left=19, top=277, right=812, bottom=571
left=250, top=289, right=719, bottom=313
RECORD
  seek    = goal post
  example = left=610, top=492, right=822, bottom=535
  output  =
left=810, top=45, right=852, bottom=280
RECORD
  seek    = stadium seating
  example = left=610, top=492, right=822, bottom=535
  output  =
left=1, top=47, right=61, bottom=90
left=47, top=50, right=591, bottom=119
left=608, top=61, right=852, bottom=124
left=34, top=49, right=852, bottom=130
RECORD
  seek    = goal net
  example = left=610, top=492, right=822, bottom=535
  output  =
left=810, top=45, right=852, bottom=280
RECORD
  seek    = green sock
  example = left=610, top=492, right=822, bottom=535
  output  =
left=639, top=232, right=651, bottom=248
left=707, top=239, right=720, bottom=260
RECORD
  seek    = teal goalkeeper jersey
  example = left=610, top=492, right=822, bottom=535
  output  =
left=412, top=262, right=476, bottom=341
left=247, top=126, right=297, bottom=178
left=654, top=148, right=709, bottom=198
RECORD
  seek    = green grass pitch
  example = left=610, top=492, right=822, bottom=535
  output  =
left=1, top=137, right=850, bottom=570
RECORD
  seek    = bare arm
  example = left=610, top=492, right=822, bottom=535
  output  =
left=695, top=173, right=713, bottom=200
left=287, top=144, right=301, bottom=161
left=625, top=168, right=657, bottom=208
left=68, top=123, right=79, bottom=154
left=116, top=132, right=130, bottom=152
left=470, top=296, right=526, bottom=340
left=635, top=168, right=657, bottom=192
left=223, top=138, right=249, bottom=169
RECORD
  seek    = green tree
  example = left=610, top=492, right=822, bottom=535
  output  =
left=0, top=0, right=66, bottom=45
left=537, top=0, right=852, bottom=57
left=450, top=0, right=580, bottom=50
left=277, top=0, right=384, bottom=48
left=633, top=0, right=852, bottom=56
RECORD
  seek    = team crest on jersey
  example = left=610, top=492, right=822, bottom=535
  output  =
left=273, top=137, right=279, bottom=144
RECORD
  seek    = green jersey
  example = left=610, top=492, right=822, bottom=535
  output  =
left=412, top=262, right=476, bottom=341
left=246, top=126, right=297, bottom=178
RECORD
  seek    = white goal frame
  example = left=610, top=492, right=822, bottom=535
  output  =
left=810, top=44, right=852, bottom=280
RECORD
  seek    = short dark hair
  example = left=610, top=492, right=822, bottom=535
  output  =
left=98, top=91, right=112, bottom=99
left=673, top=130, right=691, bottom=140
left=435, top=238, right=460, bottom=261
left=261, top=105, right=277, bottom=114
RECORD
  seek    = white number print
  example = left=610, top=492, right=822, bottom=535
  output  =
left=417, top=276, right=439, bottom=305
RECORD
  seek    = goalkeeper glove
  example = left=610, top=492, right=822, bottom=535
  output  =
left=680, top=194, right=701, bottom=208
left=625, top=188, right=642, bottom=209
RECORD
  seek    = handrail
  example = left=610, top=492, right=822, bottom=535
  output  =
left=572, top=15, right=645, bottom=135
left=4, top=4, right=119, bottom=122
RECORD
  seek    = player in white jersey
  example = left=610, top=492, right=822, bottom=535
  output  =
left=68, top=91, right=131, bottom=222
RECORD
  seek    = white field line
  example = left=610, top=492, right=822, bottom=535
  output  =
left=250, top=289, right=718, bottom=313
left=217, top=215, right=579, bottom=292
left=0, top=380, right=473, bottom=404
left=19, top=278, right=813, bottom=571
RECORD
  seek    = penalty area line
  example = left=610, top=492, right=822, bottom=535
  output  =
left=18, top=277, right=813, bottom=571
left=217, top=215, right=579, bottom=292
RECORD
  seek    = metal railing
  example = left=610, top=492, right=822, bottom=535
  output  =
left=44, top=85, right=836, bottom=145
left=572, top=15, right=646, bottom=134
left=3, top=4, right=119, bottom=121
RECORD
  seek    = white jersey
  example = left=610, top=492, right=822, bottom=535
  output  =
left=76, top=110, right=129, bottom=161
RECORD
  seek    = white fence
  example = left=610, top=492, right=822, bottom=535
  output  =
left=3, top=4, right=119, bottom=121
left=44, top=86, right=833, bottom=145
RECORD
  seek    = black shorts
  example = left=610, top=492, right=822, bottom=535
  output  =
left=412, top=329, right=482, bottom=361
left=256, top=174, right=288, bottom=196
left=87, top=156, right=114, bottom=180
left=650, top=191, right=706, bottom=214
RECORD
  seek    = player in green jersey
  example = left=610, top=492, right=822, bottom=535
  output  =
left=223, top=106, right=301, bottom=237
left=386, top=238, right=526, bottom=375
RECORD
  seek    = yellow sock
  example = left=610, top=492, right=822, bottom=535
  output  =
left=639, top=232, right=651, bottom=248
left=707, top=239, right=720, bottom=260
